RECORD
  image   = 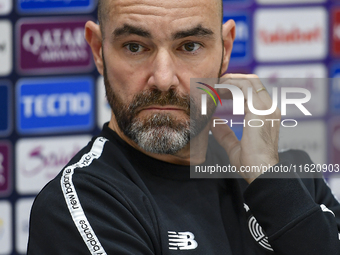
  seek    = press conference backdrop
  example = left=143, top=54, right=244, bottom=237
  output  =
left=0, top=0, right=340, bottom=253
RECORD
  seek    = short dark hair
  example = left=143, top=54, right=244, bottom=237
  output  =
left=97, top=0, right=223, bottom=38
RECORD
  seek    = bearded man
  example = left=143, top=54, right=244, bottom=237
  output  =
left=27, top=0, right=340, bottom=254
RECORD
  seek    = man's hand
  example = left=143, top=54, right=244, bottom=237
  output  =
left=211, top=74, right=280, bottom=184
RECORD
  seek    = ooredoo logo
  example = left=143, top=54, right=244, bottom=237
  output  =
left=254, top=8, right=327, bottom=62
left=17, top=18, right=93, bottom=74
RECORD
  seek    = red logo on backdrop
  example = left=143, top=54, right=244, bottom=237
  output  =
left=333, top=9, right=340, bottom=56
left=17, top=17, right=93, bottom=75
left=259, top=27, right=322, bottom=45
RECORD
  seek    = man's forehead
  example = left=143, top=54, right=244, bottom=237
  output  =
left=105, top=0, right=221, bottom=24
left=102, top=0, right=222, bottom=38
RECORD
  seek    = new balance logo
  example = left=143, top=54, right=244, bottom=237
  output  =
left=168, top=231, right=198, bottom=250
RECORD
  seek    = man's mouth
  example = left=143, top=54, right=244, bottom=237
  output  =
left=141, top=106, right=186, bottom=112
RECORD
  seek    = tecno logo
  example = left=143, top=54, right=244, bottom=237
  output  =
left=22, top=93, right=91, bottom=118
left=16, top=77, right=94, bottom=134
left=255, top=8, right=327, bottom=62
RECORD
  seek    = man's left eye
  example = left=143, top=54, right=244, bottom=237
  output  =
left=181, top=42, right=201, bottom=52
left=125, top=43, right=144, bottom=53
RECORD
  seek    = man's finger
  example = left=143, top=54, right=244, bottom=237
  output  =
left=210, top=118, right=240, bottom=157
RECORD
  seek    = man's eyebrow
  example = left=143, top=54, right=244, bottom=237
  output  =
left=172, top=25, right=214, bottom=40
left=112, top=24, right=152, bottom=39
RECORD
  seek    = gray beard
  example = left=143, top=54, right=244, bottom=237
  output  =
left=128, top=114, right=191, bottom=154
left=102, top=53, right=219, bottom=155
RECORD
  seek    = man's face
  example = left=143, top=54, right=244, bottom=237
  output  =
left=101, top=0, right=225, bottom=154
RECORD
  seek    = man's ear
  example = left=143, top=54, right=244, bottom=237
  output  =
left=85, top=21, right=104, bottom=75
left=221, top=19, right=236, bottom=75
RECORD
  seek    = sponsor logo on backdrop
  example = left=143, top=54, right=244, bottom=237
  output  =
left=97, top=76, right=111, bottom=129
left=17, top=18, right=93, bottom=74
left=0, top=0, right=12, bottom=15
left=223, top=12, right=251, bottom=65
left=0, top=82, right=12, bottom=136
left=331, top=64, right=340, bottom=113
left=0, top=201, right=12, bottom=255
left=16, top=77, right=94, bottom=134
left=254, top=8, right=327, bottom=62
left=16, top=135, right=90, bottom=194
left=17, top=0, right=96, bottom=14
left=15, top=199, right=34, bottom=254
left=0, top=142, right=11, bottom=196
left=279, top=121, right=326, bottom=165
left=256, top=0, right=326, bottom=4
left=254, top=64, right=327, bottom=79
left=333, top=8, right=340, bottom=57
left=0, top=21, right=12, bottom=76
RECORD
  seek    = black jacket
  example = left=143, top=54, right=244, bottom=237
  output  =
left=27, top=124, right=340, bottom=254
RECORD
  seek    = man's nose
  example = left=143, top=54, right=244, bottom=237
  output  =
left=147, top=48, right=179, bottom=91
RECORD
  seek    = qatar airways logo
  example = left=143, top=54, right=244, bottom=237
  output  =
left=18, top=18, right=92, bottom=74
left=199, top=84, right=312, bottom=128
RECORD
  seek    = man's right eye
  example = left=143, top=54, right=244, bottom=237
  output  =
left=125, top=43, right=144, bottom=53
